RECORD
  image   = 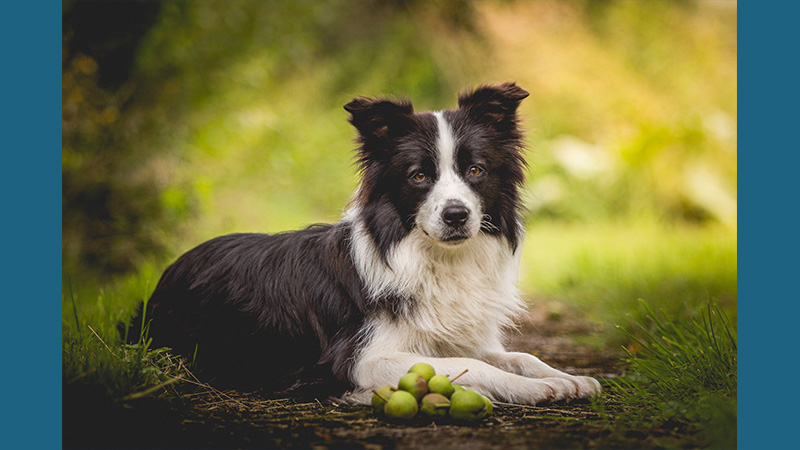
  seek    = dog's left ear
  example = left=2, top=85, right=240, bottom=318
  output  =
left=458, top=82, right=529, bottom=128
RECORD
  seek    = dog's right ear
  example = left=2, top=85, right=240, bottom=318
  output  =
left=344, top=97, right=414, bottom=143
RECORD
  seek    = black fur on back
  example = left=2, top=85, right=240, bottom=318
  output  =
left=129, top=223, right=369, bottom=398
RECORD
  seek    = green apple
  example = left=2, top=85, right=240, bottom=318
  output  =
left=420, top=393, right=450, bottom=419
left=449, top=389, right=488, bottom=422
left=397, top=372, right=428, bottom=401
left=408, top=362, right=436, bottom=383
left=371, top=385, right=395, bottom=414
left=428, top=374, right=456, bottom=398
left=384, top=390, right=418, bottom=420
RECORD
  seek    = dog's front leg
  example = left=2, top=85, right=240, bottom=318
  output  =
left=343, top=352, right=588, bottom=406
left=483, top=351, right=602, bottom=399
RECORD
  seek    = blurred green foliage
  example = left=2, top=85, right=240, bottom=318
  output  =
left=519, top=219, right=736, bottom=347
left=62, top=0, right=736, bottom=303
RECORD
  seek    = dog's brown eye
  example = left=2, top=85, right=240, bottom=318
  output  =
left=468, top=166, right=484, bottom=177
left=412, top=172, right=427, bottom=182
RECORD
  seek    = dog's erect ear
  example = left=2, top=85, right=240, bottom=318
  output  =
left=344, top=97, right=414, bottom=142
left=458, top=82, right=529, bottom=128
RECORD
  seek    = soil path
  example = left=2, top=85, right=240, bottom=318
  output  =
left=63, top=303, right=690, bottom=449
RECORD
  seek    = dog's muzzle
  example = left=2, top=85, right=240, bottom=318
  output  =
left=438, top=201, right=473, bottom=243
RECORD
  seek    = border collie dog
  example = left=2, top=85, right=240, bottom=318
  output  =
left=134, top=83, right=601, bottom=405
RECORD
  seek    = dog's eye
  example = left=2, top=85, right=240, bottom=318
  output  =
left=468, top=165, right=484, bottom=177
left=412, top=172, right=428, bottom=182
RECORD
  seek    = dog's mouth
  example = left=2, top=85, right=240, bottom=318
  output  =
left=441, top=232, right=471, bottom=244
left=419, top=226, right=473, bottom=246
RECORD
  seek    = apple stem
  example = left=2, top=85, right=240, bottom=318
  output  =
left=450, top=368, right=469, bottom=383
left=372, top=389, right=390, bottom=402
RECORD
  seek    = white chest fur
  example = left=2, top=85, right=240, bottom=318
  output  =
left=348, top=215, right=526, bottom=358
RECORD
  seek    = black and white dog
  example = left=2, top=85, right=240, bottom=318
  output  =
left=133, top=83, right=601, bottom=405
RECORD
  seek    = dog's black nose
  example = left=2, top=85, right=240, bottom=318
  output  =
left=442, top=205, right=470, bottom=227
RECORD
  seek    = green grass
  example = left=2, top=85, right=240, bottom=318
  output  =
left=63, top=267, right=182, bottom=401
left=63, top=331, right=182, bottom=401
left=599, top=300, right=737, bottom=449
left=519, top=219, right=737, bottom=348
left=516, top=218, right=737, bottom=447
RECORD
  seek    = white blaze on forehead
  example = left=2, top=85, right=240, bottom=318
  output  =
left=433, top=111, right=457, bottom=175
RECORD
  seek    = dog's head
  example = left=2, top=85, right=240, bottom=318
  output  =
left=345, top=83, right=529, bottom=258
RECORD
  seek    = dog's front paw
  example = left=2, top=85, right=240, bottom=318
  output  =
left=527, top=377, right=579, bottom=405
left=527, top=376, right=601, bottom=405
left=572, top=375, right=602, bottom=399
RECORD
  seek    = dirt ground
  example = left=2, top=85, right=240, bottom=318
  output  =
left=63, top=303, right=702, bottom=449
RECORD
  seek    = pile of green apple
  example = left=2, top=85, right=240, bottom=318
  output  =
left=371, top=363, right=493, bottom=423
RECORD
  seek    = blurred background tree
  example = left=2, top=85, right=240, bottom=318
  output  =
left=63, top=0, right=170, bottom=278
left=62, top=0, right=736, bottom=301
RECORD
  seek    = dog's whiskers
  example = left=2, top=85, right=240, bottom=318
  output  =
left=481, top=214, right=500, bottom=232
